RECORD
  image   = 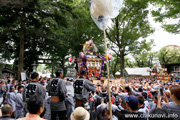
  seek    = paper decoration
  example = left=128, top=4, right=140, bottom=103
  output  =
left=89, top=0, right=124, bottom=30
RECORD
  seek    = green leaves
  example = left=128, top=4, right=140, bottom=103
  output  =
left=106, top=0, right=154, bottom=76
left=151, top=0, right=180, bottom=33
left=107, top=0, right=154, bottom=55
left=158, top=46, right=180, bottom=64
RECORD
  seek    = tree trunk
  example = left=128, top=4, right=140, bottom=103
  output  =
left=18, top=11, right=25, bottom=81
left=113, top=56, right=118, bottom=76
left=120, top=51, right=124, bottom=78
left=61, top=58, right=65, bottom=70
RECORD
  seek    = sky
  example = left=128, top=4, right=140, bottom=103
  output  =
left=147, top=14, right=180, bottom=52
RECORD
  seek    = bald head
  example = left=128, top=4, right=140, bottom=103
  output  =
left=2, top=104, right=13, bottom=116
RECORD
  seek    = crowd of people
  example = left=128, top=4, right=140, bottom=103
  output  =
left=0, top=68, right=180, bottom=120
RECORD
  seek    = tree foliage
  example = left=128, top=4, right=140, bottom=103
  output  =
left=134, top=51, right=158, bottom=67
left=158, top=46, right=180, bottom=64
left=133, top=40, right=158, bottom=68
left=0, top=0, right=72, bottom=79
left=151, top=0, right=180, bottom=34
left=0, top=0, right=104, bottom=79
left=106, top=0, right=154, bottom=77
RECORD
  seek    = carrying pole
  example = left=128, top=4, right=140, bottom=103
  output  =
left=103, top=25, right=112, bottom=120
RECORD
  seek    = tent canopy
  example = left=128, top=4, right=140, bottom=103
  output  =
left=115, top=71, right=120, bottom=75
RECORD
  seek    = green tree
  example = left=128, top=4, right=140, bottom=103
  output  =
left=158, top=47, right=180, bottom=64
left=151, top=0, right=180, bottom=34
left=133, top=40, right=158, bottom=67
left=0, top=0, right=73, bottom=80
left=134, top=51, right=158, bottom=67
left=106, top=0, right=154, bottom=77
left=37, top=64, right=46, bottom=73
left=125, top=57, right=135, bottom=68
left=0, top=0, right=109, bottom=80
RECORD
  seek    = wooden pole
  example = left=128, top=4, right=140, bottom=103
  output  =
left=103, top=25, right=112, bottom=120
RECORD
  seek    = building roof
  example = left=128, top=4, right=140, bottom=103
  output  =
left=115, top=71, right=120, bottom=75
left=2, top=67, right=15, bottom=74
left=115, top=67, right=150, bottom=76
left=164, top=45, right=180, bottom=50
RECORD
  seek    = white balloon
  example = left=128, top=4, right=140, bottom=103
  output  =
left=90, top=0, right=124, bottom=30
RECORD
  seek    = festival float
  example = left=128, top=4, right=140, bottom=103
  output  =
left=73, top=39, right=106, bottom=81
left=69, top=39, right=125, bottom=86
left=151, top=67, right=171, bottom=81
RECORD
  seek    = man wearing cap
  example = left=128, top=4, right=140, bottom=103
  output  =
left=126, top=95, right=146, bottom=120
left=22, top=72, right=46, bottom=115
left=74, top=69, right=95, bottom=110
left=101, top=89, right=115, bottom=104
left=48, top=68, right=67, bottom=120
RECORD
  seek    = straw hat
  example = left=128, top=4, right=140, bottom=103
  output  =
left=71, top=107, right=90, bottom=120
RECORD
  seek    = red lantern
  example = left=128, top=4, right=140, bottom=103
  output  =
left=69, top=57, right=72, bottom=62
left=171, top=73, right=174, bottom=77
left=108, top=54, right=112, bottom=60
